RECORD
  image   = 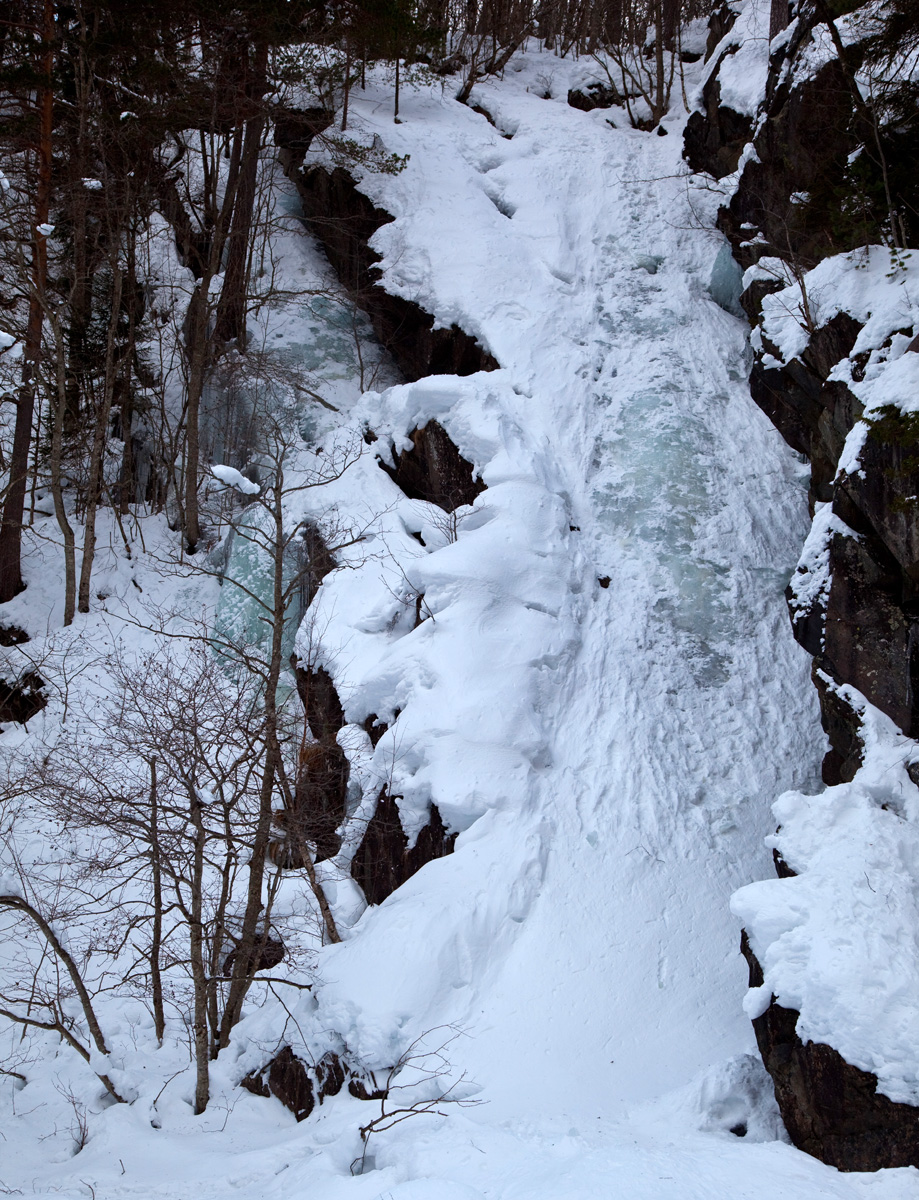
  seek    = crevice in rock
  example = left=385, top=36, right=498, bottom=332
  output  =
left=350, top=789, right=457, bottom=906
left=380, top=420, right=486, bottom=512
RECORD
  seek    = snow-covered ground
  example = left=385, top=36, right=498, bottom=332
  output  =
left=3, top=41, right=918, bottom=1200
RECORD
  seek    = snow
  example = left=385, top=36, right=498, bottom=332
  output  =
left=1, top=27, right=916, bottom=1200
left=211, top=463, right=261, bottom=494
left=740, top=244, right=919, bottom=1114
left=786, top=501, right=858, bottom=631
left=733, top=684, right=919, bottom=1105
left=754, top=246, right=919, bottom=482
left=699, top=0, right=771, bottom=117
left=757, top=247, right=919, bottom=369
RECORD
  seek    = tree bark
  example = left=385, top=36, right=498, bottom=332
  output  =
left=0, top=0, right=54, bottom=602
left=148, top=759, right=166, bottom=1044
left=77, top=262, right=124, bottom=612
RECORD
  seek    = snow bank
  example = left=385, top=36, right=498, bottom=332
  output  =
left=733, top=683, right=919, bottom=1105
left=705, top=0, right=773, bottom=117
left=754, top=246, right=919, bottom=481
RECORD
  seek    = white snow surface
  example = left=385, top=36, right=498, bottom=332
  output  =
left=741, top=248, right=919, bottom=1109
left=295, top=46, right=820, bottom=1118
left=702, top=0, right=772, bottom=117
left=734, top=683, right=919, bottom=1105
left=4, top=42, right=918, bottom=1200
left=211, top=463, right=261, bottom=494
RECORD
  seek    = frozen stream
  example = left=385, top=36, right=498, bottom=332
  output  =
left=304, top=50, right=825, bottom=1125
left=5, top=49, right=918, bottom=1200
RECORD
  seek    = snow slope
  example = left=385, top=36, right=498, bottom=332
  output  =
left=300, top=49, right=822, bottom=1116
left=4, top=41, right=918, bottom=1200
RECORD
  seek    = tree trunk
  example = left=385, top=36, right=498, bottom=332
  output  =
left=78, top=263, right=124, bottom=612
left=187, top=785, right=210, bottom=1114
left=0, top=0, right=54, bottom=603
left=769, top=0, right=789, bottom=41
left=148, top=759, right=166, bottom=1045
left=213, top=41, right=268, bottom=347
left=48, top=315, right=77, bottom=626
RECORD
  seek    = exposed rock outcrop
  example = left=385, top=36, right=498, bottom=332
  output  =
left=567, top=81, right=620, bottom=111
left=381, top=420, right=486, bottom=512
left=351, top=789, right=457, bottom=906
left=241, top=1048, right=385, bottom=1121
left=683, top=72, right=752, bottom=179
left=280, top=665, right=349, bottom=862
left=284, top=163, right=498, bottom=381
left=222, top=936, right=284, bottom=977
left=272, top=106, right=334, bottom=173
left=741, top=936, right=919, bottom=1171
left=0, top=671, right=46, bottom=725
left=687, top=6, right=919, bottom=1168
left=749, top=312, right=863, bottom=505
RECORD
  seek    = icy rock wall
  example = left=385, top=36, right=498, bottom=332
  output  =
left=687, top=0, right=919, bottom=1170
left=282, top=159, right=498, bottom=381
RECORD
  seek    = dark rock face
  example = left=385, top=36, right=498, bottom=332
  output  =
left=273, top=106, right=334, bottom=173
left=683, top=72, right=753, bottom=179
left=300, top=522, right=336, bottom=611
left=567, top=81, right=620, bottom=111
left=822, top=530, right=915, bottom=735
left=351, top=789, right=457, bottom=906
left=813, top=670, right=864, bottom=786
left=241, top=1047, right=387, bottom=1121
left=295, top=664, right=345, bottom=746
left=289, top=165, right=498, bottom=382
left=688, top=15, right=919, bottom=1169
left=0, top=672, right=46, bottom=724
left=838, top=408, right=919, bottom=584
left=718, top=56, right=862, bottom=270
left=222, top=936, right=284, bottom=977
left=275, top=665, right=349, bottom=862
left=241, top=1048, right=345, bottom=1122
left=267, top=663, right=350, bottom=866
left=704, top=2, right=737, bottom=60
left=703, top=4, right=873, bottom=273
left=381, top=420, right=486, bottom=512
left=749, top=313, right=863, bottom=505
left=741, top=936, right=919, bottom=1171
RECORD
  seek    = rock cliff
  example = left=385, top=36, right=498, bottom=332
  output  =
left=686, top=0, right=919, bottom=1170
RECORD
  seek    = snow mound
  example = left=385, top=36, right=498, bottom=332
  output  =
left=733, top=684, right=919, bottom=1104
